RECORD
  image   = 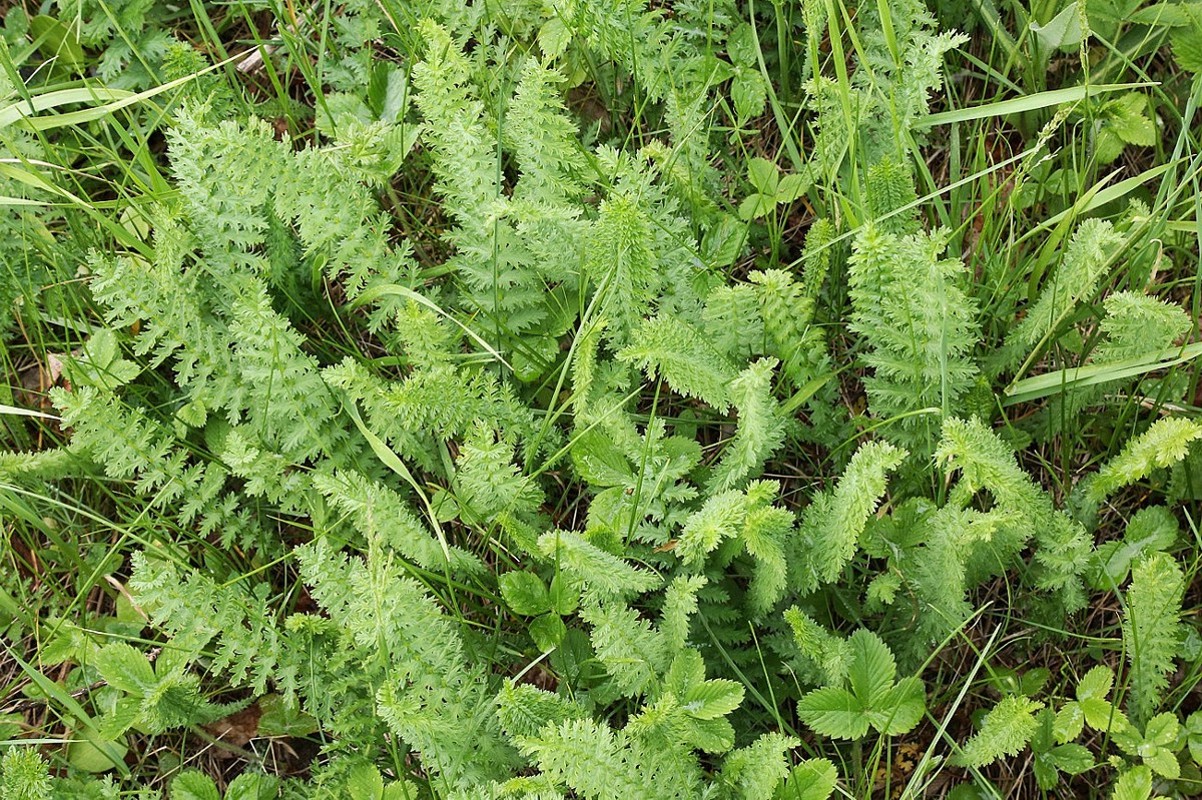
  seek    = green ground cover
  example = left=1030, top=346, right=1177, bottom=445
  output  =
left=2, top=0, right=1202, bottom=797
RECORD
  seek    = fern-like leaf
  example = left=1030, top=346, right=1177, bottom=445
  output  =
left=1080, top=418, right=1202, bottom=507
left=581, top=600, right=669, bottom=698
left=1003, top=219, right=1124, bottom=358
left=849, top=226, right=978, bottom=452
left=619, top=314, right=737, bottom=410
left=708, top=358, right=787, bottom=492
left=954, top=695, right=1044, bottom=768
left=517, top=718, right=677, bottom=800
left=0, top=748, right=52, bottom=800
left=718, top=732, right=799, bottom=798
left=1123, top=552, right=1186, bottom=726
left=537, top=530, right=661, bottom=600
left=795, top=440, right=906, bottom=591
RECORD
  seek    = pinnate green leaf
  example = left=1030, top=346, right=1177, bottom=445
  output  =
left=537, top=530, right=660, bottom=598
left=955, top=695, right=1044, bottom=768
left=619, top=315, right=737, bottom=410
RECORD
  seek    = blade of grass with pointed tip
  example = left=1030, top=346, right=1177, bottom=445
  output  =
left=342, top=398, right=450, bottom=561
left=915, top=82, right=1155, bottom=129
left=0, top=404, right=60, bottom=420
left=1020, top=161, right=1178, bottom=243
left=1004, top=342, right=1202, bottom=406
left=1, top=53, right=240, bottom=132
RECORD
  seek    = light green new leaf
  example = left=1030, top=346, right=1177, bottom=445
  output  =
left=93, top=642, right=157, bottom=695
left=775, top=759, right=838, bottom=800
left=1060, top=664, right=1129, bottom=736
left=664, top=649, right=707, bottom=696
left=955, top=695, right=1044, bottom=768
left=538, top=530, right=661, bottom=598
left=739, top=193, right=776, bottom=222
left=682, top=680, right=745, bottom=720
left=1139, top=713, right=1181, bottom=779
left=870, top=677, right=926, bottom=736
left=1185, top=711, right=1202, bottom=764
left=797, top=630, right=925, bottom=740
left=171, top=771, right=221, bottom=800
left=529, top=613, right=567, bottom=651
left=619, top=315, right=737, bottom=410
left=1111, top=766, right=1153, bottom=800
left=748, top=158, right=779, bottom=194
left=776, top=173, right=809, bottom=204
left=226, top=773, right=281, bottom=800
left=1084, top=418, right=1202, bottom=506
left=1087, top=506, right=1177, bottom=590
left=847, top=628, right=897, bottom=706
left=1030, top=4, right=1084, bottom=54
left=1123, top=553, right=1186, bottom=726
left=796, top=687, right=868, bottom=739
left=1047, top=743, right=1092, bottom=774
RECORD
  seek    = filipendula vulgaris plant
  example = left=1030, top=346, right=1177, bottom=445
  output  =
left=3, top=9, right=845, bottom=796
left=5, top=0, right=1202, bottom=797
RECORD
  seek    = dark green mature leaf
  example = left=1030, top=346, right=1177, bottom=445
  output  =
left=797, top=687, right=867, bottom=739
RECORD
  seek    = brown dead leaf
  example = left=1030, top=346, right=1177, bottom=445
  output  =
left=15, top=351, right=70, bottom=409
left=204, top=703, right=263, bottom=748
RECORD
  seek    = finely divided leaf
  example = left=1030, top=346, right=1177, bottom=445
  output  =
left=955, top=695, right=1044, bottom=768
left=619, top=315, right=737, bottom=410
